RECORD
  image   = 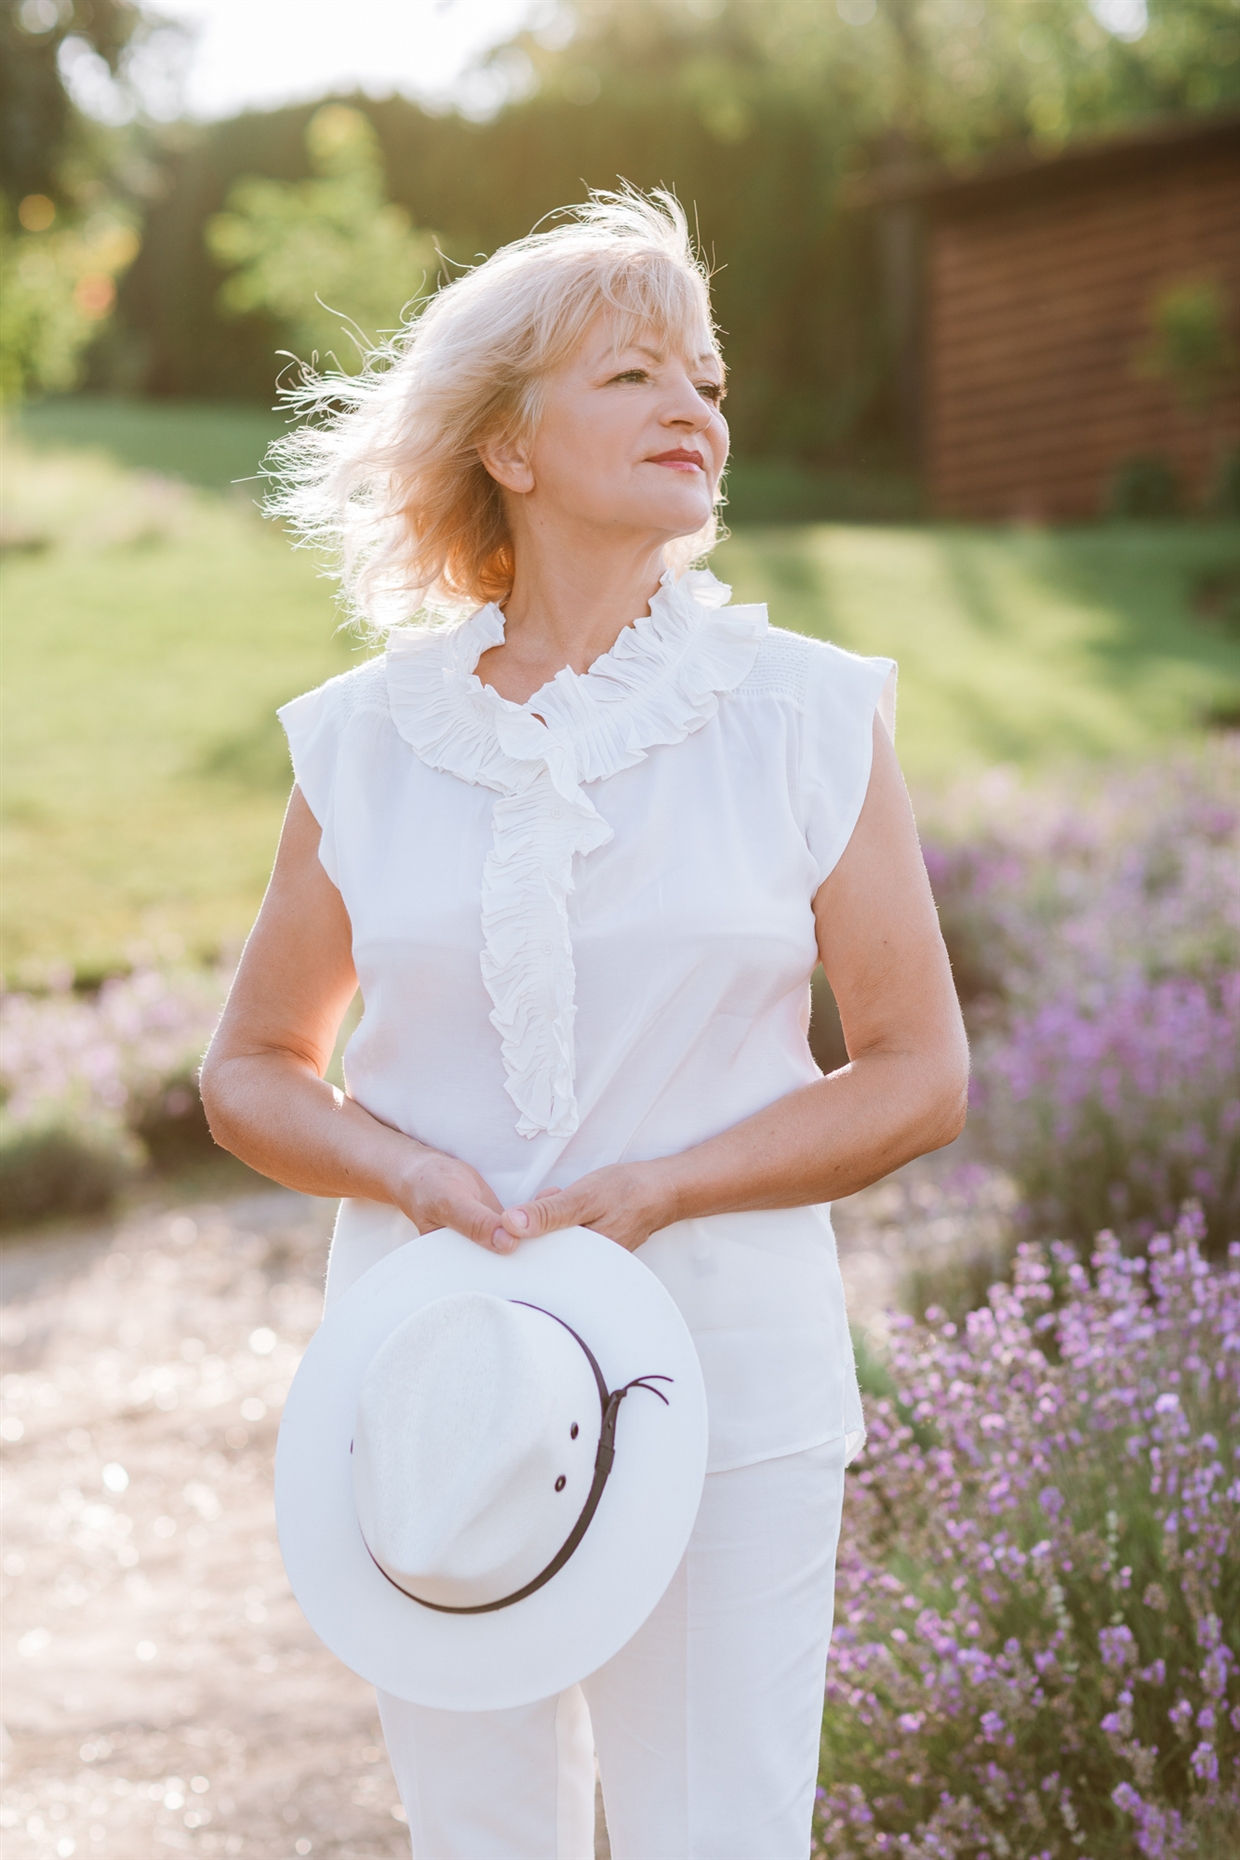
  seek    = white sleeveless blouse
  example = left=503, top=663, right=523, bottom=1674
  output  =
left=280, top=568, right=895, bottom=1473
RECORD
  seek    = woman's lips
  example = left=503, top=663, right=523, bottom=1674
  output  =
left=647, top=450, right=705, bottom=473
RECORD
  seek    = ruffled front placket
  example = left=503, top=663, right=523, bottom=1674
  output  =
left=385, top=569, right=766, bottom=1139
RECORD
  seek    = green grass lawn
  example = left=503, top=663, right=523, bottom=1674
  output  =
left=4, top=398, right=1238, bottom=979
left=3, top=407, right=354, bottom=979
left=15, top=395, right=289, bottom=495
left=722, top=522, right=1240, bottom=780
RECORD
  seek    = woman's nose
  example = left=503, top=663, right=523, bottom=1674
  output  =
left=664, top=382, right=712, bottom=428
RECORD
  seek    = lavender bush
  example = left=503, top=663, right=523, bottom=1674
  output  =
left=922, top=742, right=1240, bottom=1252
left=0, top=965, right=227, bottom=1220
left=974, top=971, right=1239, bottom=1250
left=0, top=963, right=224, bottom=1130
left=818, top=1213, right=1240, bottom=1858
left=922, top=742, right=1239, bottom=1008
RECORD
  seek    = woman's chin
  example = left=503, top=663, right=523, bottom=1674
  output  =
left=639, top=488, right=716, bottom=537
left=567, top=484, right=715, bottom=543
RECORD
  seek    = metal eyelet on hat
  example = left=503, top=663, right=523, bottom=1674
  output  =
left=570, top=1423, right=579, bottom=1439
left=555, top=1475, right=566, bottom=1491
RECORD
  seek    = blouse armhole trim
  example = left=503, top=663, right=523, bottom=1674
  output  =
left=804, top=645, right=898, bottom=892
left=277, top=659, right=388, bottom=890
left=876, top=661, right=897, bottom=744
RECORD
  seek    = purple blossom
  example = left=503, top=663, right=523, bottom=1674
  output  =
left=972, top=969, right=1239, bottom=1249
left=815, top=1222, right=1240, bottom=1857
left=1, top=965, right=228, bottom=1144
left=1100, top=1624, right=1137, bottom=1670
left=928, top=742, right=1239, bottom=1250
left=1189, top=1742, right=1219, bottom=1785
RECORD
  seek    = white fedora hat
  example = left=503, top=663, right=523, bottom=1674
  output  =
left=275, top=1225, right=708, bottom=1711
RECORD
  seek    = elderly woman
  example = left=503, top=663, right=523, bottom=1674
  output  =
left=201, top=191, right=967, bottom=1859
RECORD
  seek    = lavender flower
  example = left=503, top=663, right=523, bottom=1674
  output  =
left=0, top=965, right=227, bottom=1141
left=815, top=1217, right=1240, bottom=1858
left=922, top=742, right=1240, bottom=1251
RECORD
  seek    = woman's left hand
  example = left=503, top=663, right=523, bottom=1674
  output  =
left=497, top=1162, right=676, bottom=1253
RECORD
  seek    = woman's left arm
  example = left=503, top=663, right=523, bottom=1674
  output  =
left=499, top=717, right=969, bottom=1251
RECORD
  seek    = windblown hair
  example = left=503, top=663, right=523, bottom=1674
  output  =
left=264, top=188, right=723, bottom=629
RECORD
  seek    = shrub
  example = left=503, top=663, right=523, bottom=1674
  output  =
left=0, top=964, right=227, bottom=1223
left=0, top=1120, right=134, bottom=1228
left=0, top=965, right=224, bottom=1137
left=973, top=970, right=1240, bottom=1252
left=133, top=1069, right=218, bottom=1172
left=816, top=1215, right=1240, bottom=1859
left=1107, top=457, right=1180, bottom=520
left=923, top=745, right=1239, bottom=1014
left=884, top=1165, right=1025, bottom=1326
left=1137, top=280, right=1237, bottom=418
left=922, top=745, right=1240, bottom=1252
left=1213, top=448, right=1240, bottom=521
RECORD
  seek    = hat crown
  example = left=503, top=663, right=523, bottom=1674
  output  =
left=352, top=1293, right=602, bottom=1609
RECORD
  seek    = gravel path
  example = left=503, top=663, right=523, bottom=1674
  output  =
left=1, top=1191, right=422, bottom=1860
left=0, top=1171, right=979, bottom=1858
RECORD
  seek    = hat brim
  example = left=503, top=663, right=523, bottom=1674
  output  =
left=275, top=1225, right=708, bottom=1711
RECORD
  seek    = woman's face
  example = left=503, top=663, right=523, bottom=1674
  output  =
left=497, top=309, right=728, bottom=545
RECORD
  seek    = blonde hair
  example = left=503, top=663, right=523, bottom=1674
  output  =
left=265, top=187, right=723, bottom=629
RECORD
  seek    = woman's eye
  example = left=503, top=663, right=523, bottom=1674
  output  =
left=610, top=369, right=649, bottom=385
left=697, top=382, right=724, bottom=404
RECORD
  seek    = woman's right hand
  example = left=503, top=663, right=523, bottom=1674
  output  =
left=394, top=1149, right=518, bottom=1254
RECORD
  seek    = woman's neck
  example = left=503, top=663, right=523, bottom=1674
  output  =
left=476, top=528, right=670, bottom=706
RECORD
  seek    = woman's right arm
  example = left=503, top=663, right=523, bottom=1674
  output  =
left=199, top=788, right=516, bottom=1250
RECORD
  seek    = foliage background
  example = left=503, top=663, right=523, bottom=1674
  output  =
left=6, top=0, right=1240, bottom=464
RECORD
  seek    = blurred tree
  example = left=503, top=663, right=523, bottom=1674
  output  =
left=115, top=0, right=1240, bottom=458
left=205, top=105, right=441, bottom=370
left=0, top=208, right=139, bottom=400
left=0, top=0, right=172, bottom=399
left=505, top=0, right=1240, bottom=161
left=1, top=0, right=145, bottom=203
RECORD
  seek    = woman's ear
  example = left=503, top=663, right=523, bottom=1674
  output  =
left=478, top=437, right=535, bottom=496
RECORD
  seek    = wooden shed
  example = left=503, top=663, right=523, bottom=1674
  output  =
left=861, top=115, right=1240, bottom=520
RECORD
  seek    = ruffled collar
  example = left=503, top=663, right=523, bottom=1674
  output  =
left=382, top=567, right=766, bottom=1141
left=384, top=566, right=767, bottom=790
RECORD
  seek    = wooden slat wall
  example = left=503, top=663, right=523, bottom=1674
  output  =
left=926, top=147, right=1240, bottom=519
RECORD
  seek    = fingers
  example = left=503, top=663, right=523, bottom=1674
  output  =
left=407, top=1159, right=513, bottom=1254
left=499, top=1188, right=581, bottom=1241
left=419, top=1193, right=510, bottom=1253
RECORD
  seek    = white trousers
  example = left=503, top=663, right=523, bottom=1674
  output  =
left=377, top=1436, right=846, bottom=1860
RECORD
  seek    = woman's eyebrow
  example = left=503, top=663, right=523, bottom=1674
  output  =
left=632, top=344, right=722, bottom=368
left=598, top=342, right=721, bottom=373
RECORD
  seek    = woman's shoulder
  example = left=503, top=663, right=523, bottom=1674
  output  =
left=280, top=653, right=391, bottom=729
left=278, top=655, right=399, bottom=831
left=733, top=626, right=891, bottom=708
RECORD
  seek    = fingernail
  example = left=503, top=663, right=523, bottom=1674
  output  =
left=510, top=1209, right=529, bottom=1231
left=492, top=1228, right=515, bottom=1253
